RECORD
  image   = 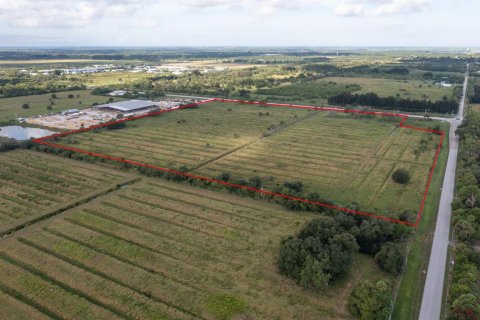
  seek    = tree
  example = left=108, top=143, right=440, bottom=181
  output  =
left=392, top=169, right=410, bottom=184
left=356, top=220, right=394, bottom=255
left=278, top=217, right=359, bottom=290
left=348, top=280, right=392, bottom=320
left=450, top=294, right=480, bottom=320
left=374, top=242, right=404, bottom=275
left=248, top=176, right=262, bottom=188
left=454, top=219, right=478, bottom=243
left=47, top=105, right=53, bottom=111
left=299, top=256, right=331, bottom=292
left=21, top=103, right=29, bottom=109
left=328, top=233, right=359, bottom=277
left=277, top=237, right=309, bottom=280
left=68, top=94, right=75, bottom=99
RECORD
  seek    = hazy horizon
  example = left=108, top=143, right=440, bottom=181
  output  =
left=0, top=0, right=478, bottom=47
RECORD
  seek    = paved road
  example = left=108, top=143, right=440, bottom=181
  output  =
left=418, top=69, right=469, bottom=320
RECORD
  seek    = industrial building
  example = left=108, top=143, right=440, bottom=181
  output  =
left=92, top=100, right=159, bottom=113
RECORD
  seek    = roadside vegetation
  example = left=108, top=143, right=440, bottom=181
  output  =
left=445, top=111, right=480, bottom=319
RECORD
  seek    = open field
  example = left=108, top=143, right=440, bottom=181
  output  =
left=73, top=72, right=157, bottom=87
left=320, top=77, right=456, bottom=101
left=0, top=149, right=133, bottom=234
left=0, top=90, right=124, bottom=122
left=53, top=101, right=442, bottom=217
left=0, top=178, right=390, bottom=320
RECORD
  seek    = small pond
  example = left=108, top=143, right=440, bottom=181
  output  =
left=0, top=126, right=56, bottom=141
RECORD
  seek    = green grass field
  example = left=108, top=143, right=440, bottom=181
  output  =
left=0, top=150, right=133, bottom=234
left=73, top=72, right=156, bottom=87
left=0, top=90, right=124, bottom=122
left=0, top=177, right=390, bottom=319
left=54, top=102, right=442, bottom=217
left=320, top=77, right=455, bottom=101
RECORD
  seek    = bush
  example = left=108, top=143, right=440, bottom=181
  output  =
left=348, top=280, right=392, bottom=320
left=277, top=217, right=359, bottom=291
left=392, top=169, right=410, bottom=184
left=21, top=103, right=29, bottom=109
left=218, top=172, right=231, bottom=182
left=374, top=242, right=404, bottom=275
left=106, top=121, right=126, bottom=130
left=283, top=180, right=303, bottom=193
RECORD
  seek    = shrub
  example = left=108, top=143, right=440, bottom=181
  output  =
left=348, top=280, right=392, bottom=320
left=284, top=181, right=303, bottom=193
left=106, top=121, right=126, bottom=130
left=21, top=103, right=29, bottom=109
left=218, top=172, right=231, bottom=182
left=392, top=169, right=410, bottom=184
left=374, top=242, right=404, bottom=275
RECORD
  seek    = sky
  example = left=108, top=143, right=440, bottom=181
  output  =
left=0, top=0, right=478, bottom=47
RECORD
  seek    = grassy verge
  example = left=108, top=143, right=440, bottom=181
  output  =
left=391, top=123, right=450, bottom=320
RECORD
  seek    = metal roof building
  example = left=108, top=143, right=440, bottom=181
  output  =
left=93, top=100, right=158, bottom=112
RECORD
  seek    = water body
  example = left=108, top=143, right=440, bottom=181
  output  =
left=0, top=126, right=56, bottom=141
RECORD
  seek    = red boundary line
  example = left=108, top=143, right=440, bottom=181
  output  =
left=33, top=98, right=445, bottom=228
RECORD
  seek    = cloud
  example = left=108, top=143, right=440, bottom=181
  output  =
left=0, top=0, right=434, bottom=29
left=334, top=0, right=431, bottom=17
left=179, top=0, right=235, bottom=7
left=254, top=0, right=300, bottom=16
left=334, top=3, right=365, bottom=17
left=370, top=0, right=430, bottom=15
left=0, top=0, right=148, bottom=28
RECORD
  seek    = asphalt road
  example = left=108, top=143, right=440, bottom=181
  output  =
left=418, top=69, right=469, bottom=320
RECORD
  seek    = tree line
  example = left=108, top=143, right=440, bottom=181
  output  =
left=446, top=112, right=480, bottom=319
left=328, top=92, right=459, bottom=114
left=470, top=85, right=480, bottom=104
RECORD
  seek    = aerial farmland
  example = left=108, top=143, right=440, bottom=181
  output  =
left=0, top=45, right=474, bottom=320
left=52, top=101, right=444, bottom=219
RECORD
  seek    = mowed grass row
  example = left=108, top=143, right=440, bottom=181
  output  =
left=0, top=179, right=389, bottom=320
left=343, top=128, right=441, bottom=212
left=0, top=150, right=129, bottom=228
left=196, top=112, right=440, bottom=213
left=59, top=102, right=312, bottom=169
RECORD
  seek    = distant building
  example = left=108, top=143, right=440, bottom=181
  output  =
left=92, top=100, right=158, bottom=113
left=108, top=90, right=127, bottom=96
left=61, top=109, right=80, bottom=115
left=436, top=81, right=452, bottom=87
